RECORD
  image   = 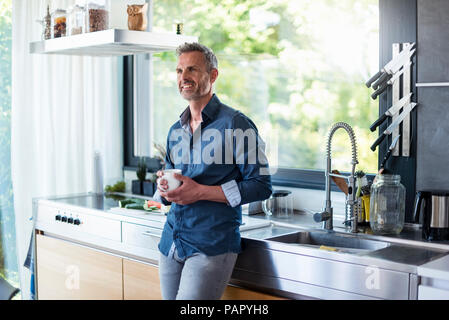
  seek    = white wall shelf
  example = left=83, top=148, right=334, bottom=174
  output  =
left=29, top=29, right=198, bottom=57
left=416, top=82, right=449, bottom=87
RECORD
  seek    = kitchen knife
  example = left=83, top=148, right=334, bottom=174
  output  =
left=369, top=92, right=413, bottom=132
left=371, top=48, right=416, bottom=90
left=370, top=102, right=417, bottom=151
left=365, top=43, right=416, bottom=87
left=380, top=135, right=401, bottom=169
left=371, top=61, right=412, bottom=99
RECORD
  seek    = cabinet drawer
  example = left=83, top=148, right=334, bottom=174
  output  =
left=122, top=222, right=162, bottom=250
left=36, top=234, right=123, bottom=300
left=419, top=285, right=449, bottom=300
left=123, top=259, right=162, bottom=300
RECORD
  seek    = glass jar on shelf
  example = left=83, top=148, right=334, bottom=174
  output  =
left=68, top=4, right=86, bottom=36
left=51, top=9, right=67, bottom=38
left=86, top=0, right=110, bottom=33
left=369, top=174, right=406, bottom=235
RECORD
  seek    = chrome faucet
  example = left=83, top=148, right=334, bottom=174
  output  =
left=313, top=122, right=359, bottom=232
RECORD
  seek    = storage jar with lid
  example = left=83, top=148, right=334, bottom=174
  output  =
left=86, top=0, right=110, bottom=32
left=68, top=4, right=86, bottom=36
left=51, top=9, right=67, bottom=38
left=369, top=174, right=406, bottom=235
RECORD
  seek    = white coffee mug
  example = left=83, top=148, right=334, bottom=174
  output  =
left=159, top=169, right=182, bottom=191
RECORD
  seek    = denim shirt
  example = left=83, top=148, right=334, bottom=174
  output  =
left=157, top=94, right=273, bottom=258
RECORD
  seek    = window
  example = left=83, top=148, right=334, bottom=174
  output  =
left=0, top=0, right=18, bottom=286
left=127, top=0, right=379, bottom=185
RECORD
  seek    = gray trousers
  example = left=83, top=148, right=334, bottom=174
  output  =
left=158, top=245, right=238, bottom=300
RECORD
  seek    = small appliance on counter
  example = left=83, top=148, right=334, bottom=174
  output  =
left=414, top=190, right=449, bottom=241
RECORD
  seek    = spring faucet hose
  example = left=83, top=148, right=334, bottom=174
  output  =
left=323, top=122, right=359, bottom=232
left=326, top=122, right=359, bottom=165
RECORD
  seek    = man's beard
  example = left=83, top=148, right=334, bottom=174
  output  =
left=179, top=79, right=210, bottom=101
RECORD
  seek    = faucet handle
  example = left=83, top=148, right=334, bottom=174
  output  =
left=313, top=211, right=331, bottom=222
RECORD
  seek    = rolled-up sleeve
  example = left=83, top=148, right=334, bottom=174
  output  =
left=231, top=113, right=273, bottom=206
left=221, top=179, right=242, bottom=207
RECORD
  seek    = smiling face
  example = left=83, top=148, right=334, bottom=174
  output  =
left=176, top=51, right=218, bottom=102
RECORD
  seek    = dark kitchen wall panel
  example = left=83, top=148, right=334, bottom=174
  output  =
left=379, top=0, right=417, bottom=222
left=417, top=0, right=449, bottom=82
left=416, top=87, right=449, bottom=190
left=416, top=0, right=449, bottom=191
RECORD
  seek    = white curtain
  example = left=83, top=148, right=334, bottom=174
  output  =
left=11, top=0, right=123, bottom=299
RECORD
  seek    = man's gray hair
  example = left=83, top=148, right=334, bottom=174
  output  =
left=176, top=42, right=218, bottom=72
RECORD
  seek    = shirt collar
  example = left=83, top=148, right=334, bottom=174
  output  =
left=179, top=94, right=221, bottom=128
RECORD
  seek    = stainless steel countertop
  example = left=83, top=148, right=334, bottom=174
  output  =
left=36, top=193, right=449, bottom=274
left=34, top=193, right=449, bottom=299
left=238, top=211, right=449, bottom=275
left=38, top=192, right=449, bottom=252
left=242, top=210, right=449, bottom=252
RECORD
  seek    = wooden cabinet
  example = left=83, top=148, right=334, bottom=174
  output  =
left=36, top=234, right=123, bottom=300
left=121, top=258, right=286, bottom=300
left=221, top=285, right=287, bottom=300
left=123, top=259, right=162, bottom=300
left=36, top=234, right=286, bottom=300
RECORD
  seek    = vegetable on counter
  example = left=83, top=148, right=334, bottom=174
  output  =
left=118, top=198, right=165, bottom=213
left=145, top=200, right=162, bottom=209
left=119, top=198, right=145, bottom=208
left=125, top=203, right=146, bottom=210
left=105, top=181, right=126, bottom=193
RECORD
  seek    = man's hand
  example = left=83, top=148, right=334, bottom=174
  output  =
left=159, top=173, right=204, bottom=205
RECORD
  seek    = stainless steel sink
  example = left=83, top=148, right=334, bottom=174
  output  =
left=267, top=230, right=390, bottom=253
left=234, top=224, right=448, bottom=300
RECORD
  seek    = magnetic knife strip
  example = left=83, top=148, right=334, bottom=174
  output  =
left=366, top=42, right=416, bottom=157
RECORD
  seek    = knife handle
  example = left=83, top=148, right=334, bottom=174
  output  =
left=370, top=113, right=388, bottom=132
left=365, top=70, right=382, bottom=88
left=372, top=72, right=391, bottom=90
left=380, top=149, right=392, bottom=169
left=371, top=133, right=386, bottom=152
left=371, top=81, right=389, bottom=100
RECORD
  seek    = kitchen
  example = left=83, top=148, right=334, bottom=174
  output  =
left=1, top=0, right=449, bottom=305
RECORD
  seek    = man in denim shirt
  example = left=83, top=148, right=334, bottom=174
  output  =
left=155, top=43, right=272, bottom=300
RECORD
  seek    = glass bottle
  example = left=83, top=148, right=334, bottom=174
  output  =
left=68, top=4, right=86, bottom=36
left=369, top=174, right=406, bottom=235
left=51, top=9, right=67, bottom=38
left=43, top=5, right=52, bottom=39
left=86, top=0, right=110, bottom=33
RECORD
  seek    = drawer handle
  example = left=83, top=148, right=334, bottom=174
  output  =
left=141, top=230, right=162, bottom=237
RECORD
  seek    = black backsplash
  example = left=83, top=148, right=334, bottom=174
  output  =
left=379, top=0, right=417, bottom=222
left=416, top=0, right=449, bottom=192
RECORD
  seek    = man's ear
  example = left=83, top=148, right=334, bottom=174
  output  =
left=210, top=68, right=219, bottom=84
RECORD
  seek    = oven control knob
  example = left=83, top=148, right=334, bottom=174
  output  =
left=61, top=216, right=68, bottom=223
left=55, top=215, right=61, bottom=221
left=67, top=217, right=74, bottom=224
left=74, top=219, right=81, bottom=225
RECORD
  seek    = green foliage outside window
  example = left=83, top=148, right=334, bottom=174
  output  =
left=151, top=0, right=379, bottom=174
left=0, top=0, right=18, bottom=285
